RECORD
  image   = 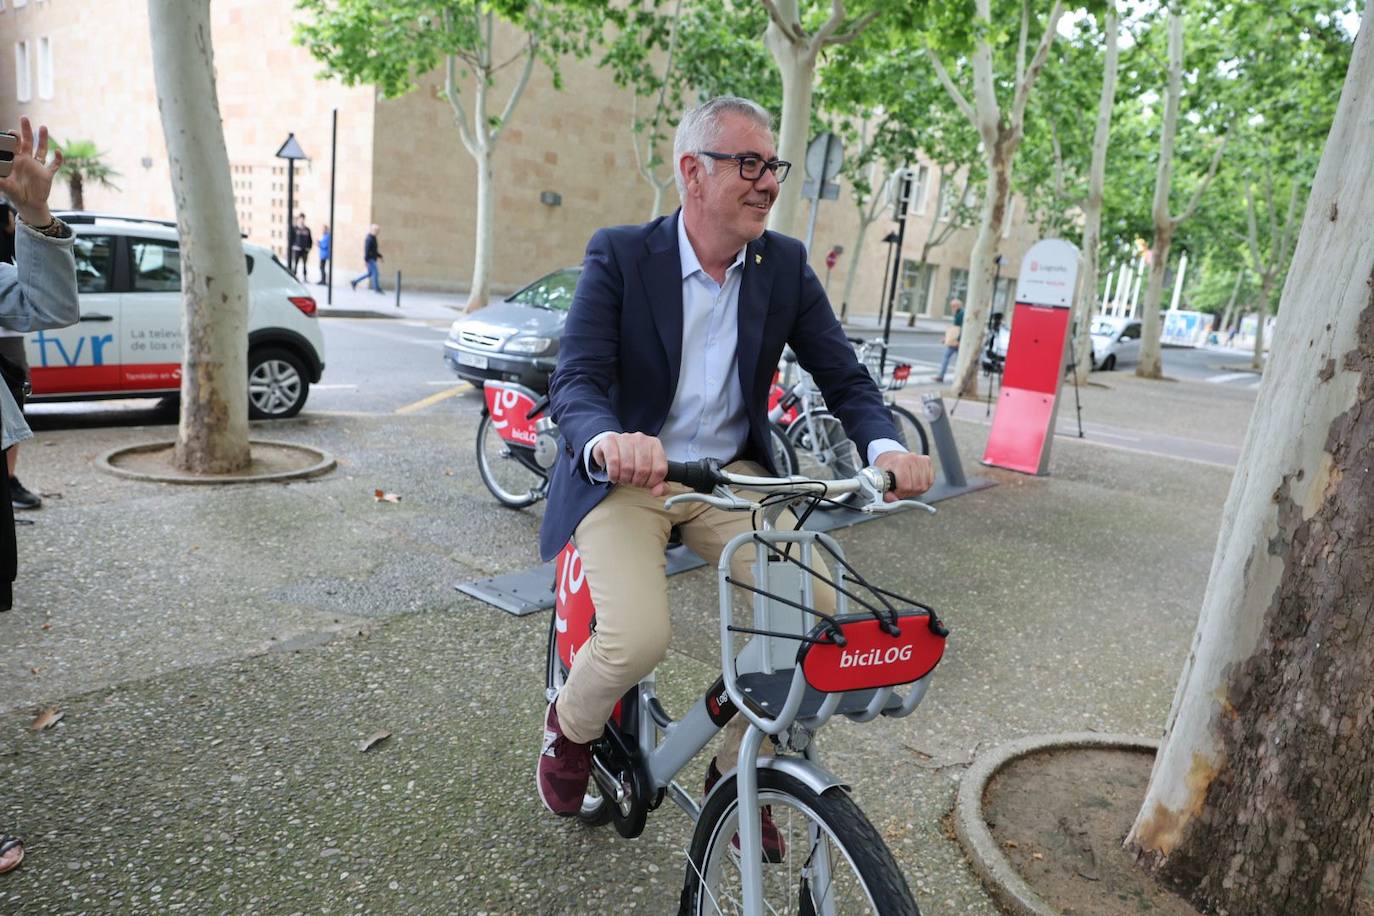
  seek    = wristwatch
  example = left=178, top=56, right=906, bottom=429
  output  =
left=21, top=215, right=71, bottom=240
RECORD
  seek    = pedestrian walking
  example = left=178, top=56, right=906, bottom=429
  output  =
left=933, top=298, right=964, bottom=383
left=289, top=213, right=312, bottom=281
left=350, top=224, right=383, bottom=293
left=317, top=223, right=331, bottom=285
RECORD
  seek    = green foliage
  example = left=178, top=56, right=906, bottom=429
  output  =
left=293, top=0, right=610, bottom=102
left=597, top=0, right=780, bottom=181
left=54, top=139, right=121, bottom=190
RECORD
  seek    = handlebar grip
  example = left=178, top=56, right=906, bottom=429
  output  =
left=882, top=469, right=897, bottom=492
left=665, top=459, right=725, bottom=493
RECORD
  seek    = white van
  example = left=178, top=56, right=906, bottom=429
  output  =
left=26, top=214, right=325, bottom=418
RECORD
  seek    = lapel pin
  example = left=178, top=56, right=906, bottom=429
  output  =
left=754, top=253, right=763, bottom=265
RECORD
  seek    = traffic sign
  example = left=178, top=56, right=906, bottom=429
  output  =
left=805, top=132, right=844, bottom=183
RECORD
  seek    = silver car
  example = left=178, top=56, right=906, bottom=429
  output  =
left=444, top=267, right=580, bottom=391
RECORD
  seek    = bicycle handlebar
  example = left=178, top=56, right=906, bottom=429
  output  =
left=664, top=460, right=934, bottom=517
left=665, top=459, right=727, bottom=493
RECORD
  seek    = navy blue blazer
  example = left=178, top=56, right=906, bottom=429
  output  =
left=537, top=212, right=897, bottom=561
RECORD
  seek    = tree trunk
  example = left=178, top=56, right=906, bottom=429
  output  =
left=467, top=147, right=493, bottom=312
left=1137, top=232, right=1171, bottom=378
left=764, top=18, right=815, bottom=240
left=68, top=173, right=84, bottom=211
left=1125, top=16, right=1374, bottom=913
left=148, top=0, right=250, bottom=474
left=1251, top=273, right=1273, bottom=370
left=1137, top=11, right=1182, bottom=379
left=1072, top=1, right=1119, bottom=384
left=951, top=136, right=1012, bottom=396
left=649, top=182, right=665, bottom=221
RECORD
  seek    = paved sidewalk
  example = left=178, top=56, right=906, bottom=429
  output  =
left=311, top=278, right=472, bottom=322
left=0, top=373, right=1254, bottom=912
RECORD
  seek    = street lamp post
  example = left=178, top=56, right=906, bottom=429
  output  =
left=274, top=133, right=308, bottom=267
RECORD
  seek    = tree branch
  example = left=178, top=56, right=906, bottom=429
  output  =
left=1278, top=180, right=1301, bottom=267
left=1172, top=125, right=1230, bottom=225
left=1010, top=0, right=1064, bottom=130
left=827, top=9, right=880, bottom=47
left=442, top=12, right=480, bottom=157
left=759, top=0, right=806, bottom=45
left=488, top=35, right=538, bottom=146
left=927, top=50, right=978, bottom=129
left=1244, top=180, right=1263, bottom=271
left=1016, top=0, right=1029, bottom=90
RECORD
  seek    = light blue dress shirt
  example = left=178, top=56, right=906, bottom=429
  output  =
left=585, top=213, right=903, bottom=476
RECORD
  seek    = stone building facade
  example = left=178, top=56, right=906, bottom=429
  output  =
left=0, top=0, right=1040, bottom=318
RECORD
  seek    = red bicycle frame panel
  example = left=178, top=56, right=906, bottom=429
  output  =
left=797, top=610, right=946, bottom=693
left=483, top=381, right=541, bottom=447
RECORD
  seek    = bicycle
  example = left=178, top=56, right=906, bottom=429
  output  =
left=767, top=347, right=929, bottom=508
left=546, top=459, right=947, bottom=914
left=476, top=379, right=797, bottom=509
left=849, top=337, right=931, bottom=458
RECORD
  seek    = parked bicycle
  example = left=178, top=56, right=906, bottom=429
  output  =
left=476, top=379, right=796, bottom=509
left=767, top=345, right=929, bottom=508
left=547, top=459, right=946, bottom=914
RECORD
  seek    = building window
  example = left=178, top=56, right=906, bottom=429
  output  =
left=910, top=164, right=931, bottom=216
left=37, top=36, right=52, bottom=99
left=947, top=268, right=969, bottom=309
left=993, top=276, right=1015, bottom=313
left=14, top=41, right=31, bottom=102
left=897, top=260, right=935, bottom=315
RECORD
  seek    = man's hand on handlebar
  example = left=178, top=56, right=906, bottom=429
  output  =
left=593, top=432, right=669, bottom=496
left=874, top=451, right=935, bottom=503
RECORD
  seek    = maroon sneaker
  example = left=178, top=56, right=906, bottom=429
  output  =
left=537, top=700, right=593, bottom=817
left=705, top=758, right=786, bottom=863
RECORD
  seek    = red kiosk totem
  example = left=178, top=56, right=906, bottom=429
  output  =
left=981, top=239, right=1080, bottom=475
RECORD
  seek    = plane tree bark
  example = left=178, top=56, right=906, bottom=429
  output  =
left=149, top=0, right=250, bottom=474
left=1124, top=17, right=1374, bottom=913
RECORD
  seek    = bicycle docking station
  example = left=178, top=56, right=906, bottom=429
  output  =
left=456, top=395, right=994, bottom=617
left=980, top=238, right=1084, bottom=476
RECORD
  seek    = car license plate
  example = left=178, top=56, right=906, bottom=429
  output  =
left=458, top=352, right=489, bottom=370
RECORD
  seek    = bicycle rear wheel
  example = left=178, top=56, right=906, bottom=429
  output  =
left=681, top=768, right=919, bottom=915
left=786, top=412, right=862, bottom=507
left=476, top=412, right=545, bottom=509
left=768, top=422, right=798, bottom=477
left=889, top=404, right=930, bottom=456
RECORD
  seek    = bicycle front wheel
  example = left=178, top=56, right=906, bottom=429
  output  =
left=682, top=768, right=919, bottom=915
left=475, top=412, right=545, bottom=509
left=889, top=404, right=930, bottom=456
left=786, top=412, right=862, bottom=507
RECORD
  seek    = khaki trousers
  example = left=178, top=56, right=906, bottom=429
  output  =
left=555, top=461, right=836, bottom=761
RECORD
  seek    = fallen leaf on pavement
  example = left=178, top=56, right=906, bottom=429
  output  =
left=1032, top=852, right=1045, bottom=861
left=359, top=731, right=392, bottom=753
left=40, top=623, right=50, bottom=631
left=443, top=469, right=454, bottom=477
left=31, top=709, right=63, bottom=730
left=373, top=490, right=401, bottom=503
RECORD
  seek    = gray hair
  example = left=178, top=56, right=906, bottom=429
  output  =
left=673, top=96, right=773, bottom=201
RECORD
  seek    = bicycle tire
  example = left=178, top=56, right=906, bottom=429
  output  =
left=888, top=404, right=930, bottom=457
left=768, top=422, right=798, bottom=477
left=543, top=615, right=613, bottom=827
left=475, top=412, right=544, bottom=509
left=681, top=768, right=919, bottom=915
left=786, top=411, right=862, bottom=508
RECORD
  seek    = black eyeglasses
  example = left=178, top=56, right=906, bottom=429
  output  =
left=697, top=151, right=792, bottom=184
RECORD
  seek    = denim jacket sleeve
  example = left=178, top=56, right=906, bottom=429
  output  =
left=0, top=219, right=80, bottom=450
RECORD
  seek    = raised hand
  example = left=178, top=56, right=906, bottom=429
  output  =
left=0, top=117, right=62, bottom=228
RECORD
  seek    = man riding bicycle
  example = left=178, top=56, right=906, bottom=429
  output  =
left=536, top=96, right=935, bottom=851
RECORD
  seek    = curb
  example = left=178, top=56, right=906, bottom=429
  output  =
left=94, top=439, right=337, bottom=485
left=954, top=732, right=1160, bottom=916
left=317, top=308, right=403, bottom=320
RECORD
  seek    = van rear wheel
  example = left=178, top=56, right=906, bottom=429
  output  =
left=248, top=347, right=310, bottom=419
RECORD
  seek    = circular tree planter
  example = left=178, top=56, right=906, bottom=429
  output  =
left=96, top=439, right=336, bottom=485
left=954, top=732, right=1160, bottom=916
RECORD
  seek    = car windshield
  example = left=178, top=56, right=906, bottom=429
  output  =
left=507, top=269, right=579, bottom=311
left=1091, top=320, right=1119, bottom=336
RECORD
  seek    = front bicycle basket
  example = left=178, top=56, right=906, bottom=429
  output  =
left=797, top=609, right=945, bottom=693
